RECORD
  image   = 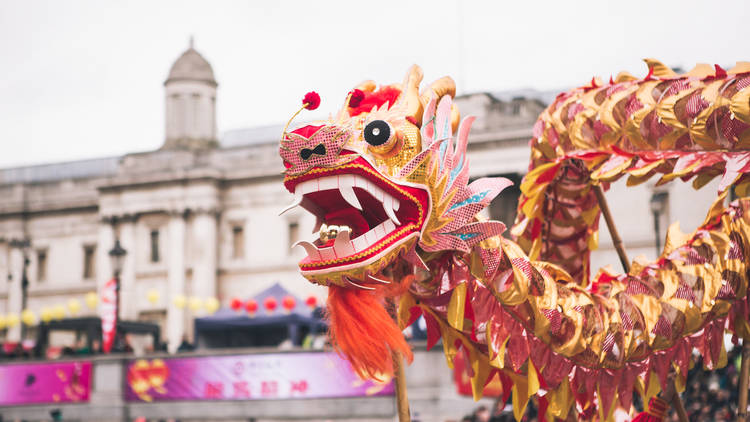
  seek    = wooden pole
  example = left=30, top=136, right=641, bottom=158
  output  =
left=592, top=183, right=688, bottom=422
left=666, top=380, right=689, bottom=422
left=392, top=350, right=411, bottom=422
left=593, top=184, right=630, bottom=273
left=386, top=298, right=411, bottom=422
left=739, top=341, right=750, bottom=422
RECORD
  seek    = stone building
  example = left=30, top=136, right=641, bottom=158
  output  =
left=0, top=43, right=720, bottom=353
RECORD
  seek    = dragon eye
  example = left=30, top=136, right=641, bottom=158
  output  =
left=363, top=120, right=393, bottom=146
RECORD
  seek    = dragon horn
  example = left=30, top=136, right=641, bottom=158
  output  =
left=420, top=76, right=460, bottom=132
left=402, top=65, right=424, bottom=127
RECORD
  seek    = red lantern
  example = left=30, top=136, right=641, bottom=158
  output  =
left=245, top=299, right=258, bottom=316
left=282, top=295, right=296, bottom=313
left=305, top=295, right=317, bottom=309
left=264, top=297, right=277, bottom=313
left=230, top=297, right=243, bottom=312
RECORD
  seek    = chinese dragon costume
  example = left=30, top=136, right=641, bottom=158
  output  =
left=278, top=60, right=750, bottom=420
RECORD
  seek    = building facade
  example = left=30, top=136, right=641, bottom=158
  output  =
left=0, top=44, right=721, bottom=353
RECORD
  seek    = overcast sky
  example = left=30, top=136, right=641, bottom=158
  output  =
left=1, top=0, right=747, bottom=168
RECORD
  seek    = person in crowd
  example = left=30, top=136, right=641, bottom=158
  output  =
left=176, top=335, right=195, bottom=352
left=74, top=338, right=90, bottom=355
left=90, top=339, right=101, bottom=354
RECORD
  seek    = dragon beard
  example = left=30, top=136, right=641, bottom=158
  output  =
left=326, top=275, right=414, bottom=380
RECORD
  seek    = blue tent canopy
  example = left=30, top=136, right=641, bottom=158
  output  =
left=194, top=283, right=325, bottom=348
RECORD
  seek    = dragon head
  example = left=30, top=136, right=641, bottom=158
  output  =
left=280, top=65, right=511, bottom=288
left=279, top=66, right=511, bottom=378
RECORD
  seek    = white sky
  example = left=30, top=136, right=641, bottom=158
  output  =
left=1, top=0, right=747, bottom=168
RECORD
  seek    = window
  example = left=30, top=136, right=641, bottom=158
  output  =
left=37, top=249, right=47, bottom=282
left=288, top=222, right=300, bottom=250
left=511, top=102, right=521, bottom=115
left=232, top=225, right=245, bottom=259
left=150, top=230, right=160, bottom=263
left=83, top=245, right=96, bottom=280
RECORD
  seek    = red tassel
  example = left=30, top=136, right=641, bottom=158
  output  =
left=326, top=284, right=412, bottom=380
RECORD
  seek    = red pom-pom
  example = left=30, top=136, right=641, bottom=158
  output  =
left=282, top=295, right=296, bottom=311
left=245, top=299, right=258, bottom=314
left=305, top=295, right=317, bottom=309
left=264, top=297, right=278, bottom=312
left=230, top=297, right=243, bottom=311
left=348, top=89, right=365, bottom=108
left=302, top=91, right=320, bottom=110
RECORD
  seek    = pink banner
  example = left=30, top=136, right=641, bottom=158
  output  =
left=101, top=278, right=117, bottom=353
left=124, top=352, right=394, bottom=402
left=0, top=361, right=92, bottom=406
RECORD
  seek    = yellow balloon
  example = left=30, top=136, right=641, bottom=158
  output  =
left=52, top=304, right=66, bottom=320
left=21, top=309, right=37, bottom=326
left=85, top=292, right=98, bottom=309
left=6, top=312, right=19, bottom=328
left=173, top=295, right=186, bottom=309
left=40, top=307, right=53, bottom=323
left=147, top=289, right=160, bottom=305
left=68, top=298, right=82, bottom=315
left=0, top=314, right=6, bottom=329
left=205, top=297, right=220, bottom=314
left=188, top=296, right=202, bottom=312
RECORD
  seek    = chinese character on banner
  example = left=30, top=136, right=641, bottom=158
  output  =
left=290, top=380, right=308, bottom=394
left=232, top=381, right=250, bottom=398
left=260, top=381, right=278, bottom=397
left=204, top=382, right=224, bottom=399
left=100, top=279, right=117, bottom=353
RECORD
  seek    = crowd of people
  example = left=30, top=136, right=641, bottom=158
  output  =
left=0, top=333, right=148, bottom=360
left=668, top=344, right=745, bottom=421
left=461, top=403, right=534, bottom=422
left=461, top=345, right=747, bottom=422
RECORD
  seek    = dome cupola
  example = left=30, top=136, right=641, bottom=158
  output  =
left=163, top=37, right=218, bottom=149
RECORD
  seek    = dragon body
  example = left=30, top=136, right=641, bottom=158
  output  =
left=279, top=61, right=750, bottom=420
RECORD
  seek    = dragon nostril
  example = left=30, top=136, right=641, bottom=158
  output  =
left=300, top=143, right=327, bottom=161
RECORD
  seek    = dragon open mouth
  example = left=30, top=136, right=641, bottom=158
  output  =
left=282, top=158, right=429, bottom=281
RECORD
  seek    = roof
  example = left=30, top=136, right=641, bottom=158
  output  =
left=0, top=156, right=120, bottom=184
left=220, top=124, right=286, bottom=147
left=165, top=46, right=216, bottom=86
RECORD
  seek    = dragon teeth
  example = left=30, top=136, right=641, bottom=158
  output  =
left=296, top=219, right=398, bottom=262
left=333, top=228, right=355, bottom=256
left=290, top=174, right=402, bottom=226
left=383, top=195, right=401, bottom=225
left=278, top=191, right=302, bottom=215
left=289, top=174, right=407, bottom=263
left=293, top=240, right=321, bottom=261
left=339, top=183, right=363, bottom=211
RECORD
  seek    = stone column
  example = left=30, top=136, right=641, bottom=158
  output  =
left=118, top=216, right=137, bottom=320
left=7, top=243, right=25, bottom=342
left=192, top=209, right=218, bottom=302
left=166, top=211, right=186, bottom=352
